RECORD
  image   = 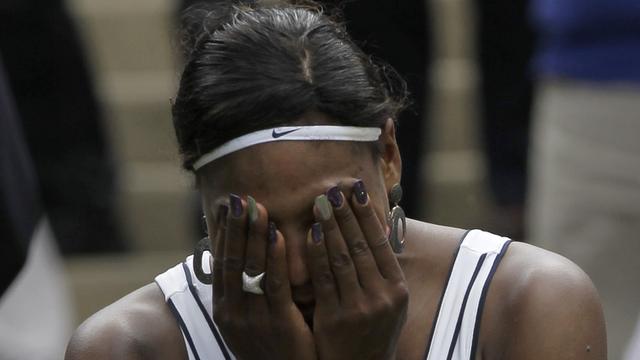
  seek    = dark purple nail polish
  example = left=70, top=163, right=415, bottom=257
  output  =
left=268, top=222, right=277, bottom=244
left=217, top=204, right=229, bottom=223
left=230, top=193, right=243, bottom=217
left=353, top=180, right=368, bottom=205
left=311, top=223, right=323, bottom=243
left=326, top=186, right=343, bottom=208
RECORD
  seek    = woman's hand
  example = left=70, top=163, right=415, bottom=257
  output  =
left=307, top=180, right=409, bottom=360
left=211, top=194, right=316, bottom=360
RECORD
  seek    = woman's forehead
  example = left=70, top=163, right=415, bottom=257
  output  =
left=200, top=140, right=375, bottom=208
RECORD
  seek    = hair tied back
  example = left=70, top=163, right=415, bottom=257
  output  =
left=172, top=0, right=408, bottom=170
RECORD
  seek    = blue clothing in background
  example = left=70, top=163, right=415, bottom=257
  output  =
left=530, top=0, right=640, bottom=82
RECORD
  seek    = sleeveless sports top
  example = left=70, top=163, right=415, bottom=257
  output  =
left=155, top=229, right=511, bottom=360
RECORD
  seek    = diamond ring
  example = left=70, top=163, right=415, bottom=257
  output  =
left=242, top=271, right=265, bottom=295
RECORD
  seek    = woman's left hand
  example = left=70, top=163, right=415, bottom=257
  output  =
left=307, top=180, right=409, bottom=360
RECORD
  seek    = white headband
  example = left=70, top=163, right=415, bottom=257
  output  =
left=192, top=125, right=382, bottom=170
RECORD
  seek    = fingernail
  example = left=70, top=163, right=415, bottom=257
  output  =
left=326, top=186, right=343, bottom=208
left=247, top=195, right=258, bottom=223
left=315, top=194, right=332, bottom=221
left=217, top=204, right=229, bottom=223
left=353, top=180, right=368, bottom=205
left=311, top=222, right=323, bottom=243
left=230, top=193, right=243, bottom=217
left=268, top=222, right=277, bottom=244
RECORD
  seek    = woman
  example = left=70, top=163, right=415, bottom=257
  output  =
left=65, top=1, right=606, bottom=359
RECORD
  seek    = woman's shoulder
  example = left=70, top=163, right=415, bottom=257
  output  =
left=490, top=239, right=602, bottom=320
left=405, top=219, right=602, bottom=301
left=405, top=220, right=606, bottom=358
left=481, top=240, right=606, bottom=358
left=65, top=283, right=187, bottom=360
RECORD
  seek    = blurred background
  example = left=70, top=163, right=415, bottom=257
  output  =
left=0, top=0, right=638, bottom=359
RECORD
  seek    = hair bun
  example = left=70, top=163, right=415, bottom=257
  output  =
left=172, top=0, right=406, bottom=170
left=179, top=0, right=320, bottom=59
left=178, top=1, right=232, bottom=59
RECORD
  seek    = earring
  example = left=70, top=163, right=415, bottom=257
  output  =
left=194, top=214, right=213, bottom=284
left=201, top=214, right=209, bottom=235
left=193, top=236, right=213, bottom=284
left=388, top=183, right=406, bottom=254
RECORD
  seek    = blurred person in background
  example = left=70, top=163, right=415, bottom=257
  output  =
left=0, top=57, right=73, bottom=360
left=0, top=0, right=126, bottom=254
left=0, top=58, right=33, bottom=297
left=527, top=0, right=640, bottom=358
left=474, top=0, right=535, bottom=241
left=0, top=58, right=35, bottom=300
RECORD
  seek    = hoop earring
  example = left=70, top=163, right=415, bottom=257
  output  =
left=388, top=183, right=406, bottom=254
left=201, top=214, right=208, bottom=236
left=193, top=236, right=213, bottom=284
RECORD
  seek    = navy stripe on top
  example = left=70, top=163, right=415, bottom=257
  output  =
left=446, top=254, right=487, bottom=360
left=181, top=262, right=232, bottom=360
left=468, top=240, right=512, bottom=360
left=423, top=230, right=471, bottom=358
left=168, top=298, right=201, bottom=360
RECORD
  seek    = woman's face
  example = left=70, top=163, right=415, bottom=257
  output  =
left=198, top=117, right=401, bottom=308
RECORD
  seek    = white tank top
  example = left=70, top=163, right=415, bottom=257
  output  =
left=155, top=229, right=511, bottom=360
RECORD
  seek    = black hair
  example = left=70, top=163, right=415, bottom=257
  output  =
left=172, top=0, right=408, bottom=170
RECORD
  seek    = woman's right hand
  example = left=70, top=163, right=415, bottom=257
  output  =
left=211, top=194, right=317, bottom=360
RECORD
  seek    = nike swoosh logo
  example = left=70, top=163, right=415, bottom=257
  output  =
left=272, top=128, right=301, bottom=138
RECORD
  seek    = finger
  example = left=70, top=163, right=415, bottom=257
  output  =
left=352, top=180, right=404, bottom=282
left=314, top=194, right=361, bottom=304
left=223, top=193, right=248, bottom=304
left=265, top=223, right=295, bottom=313
left=306, top=222, right=339, bottom=310
left=244, top=197, right=269, bottom=311
left=213, top=204, right=228, bottom=303
left=244, top=196, right=268, bottom=276
left=327, top=186, right=382, bottom=289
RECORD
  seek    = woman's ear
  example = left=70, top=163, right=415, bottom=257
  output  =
left=379, top=118, right=402, bottom=192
